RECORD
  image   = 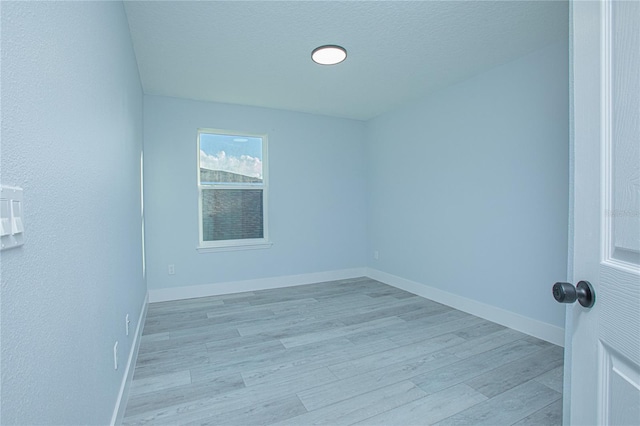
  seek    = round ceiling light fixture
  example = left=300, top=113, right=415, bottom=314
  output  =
left=311, top=45, right=347, bottom=65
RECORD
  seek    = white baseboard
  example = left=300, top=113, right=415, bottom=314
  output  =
left=366, top=268, right=564, bottom=347
left=110, top=293, right=149, bottom=426
left=148, top=268, right=368, bottom=303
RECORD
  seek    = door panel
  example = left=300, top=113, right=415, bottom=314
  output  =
left=600, top=343, right=640, bottom=425
left=608, top=0, right=639, bottom=263
left=598, top=1, right=640, bottom=423
left=571, top=0, right=640, bottom=424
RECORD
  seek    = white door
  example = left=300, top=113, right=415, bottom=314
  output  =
left=569, top=0, right=640, bottom=424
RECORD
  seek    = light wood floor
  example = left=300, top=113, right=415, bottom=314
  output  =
left=123, top=277, right=563, bottom=425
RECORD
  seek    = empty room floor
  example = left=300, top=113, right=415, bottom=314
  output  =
left=122, top=278, right=563, bottom=425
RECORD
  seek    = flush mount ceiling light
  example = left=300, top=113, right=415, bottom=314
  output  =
left=311, top=45, right=347, bottom=65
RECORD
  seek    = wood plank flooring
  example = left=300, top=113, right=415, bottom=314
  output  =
left=122, top=278, right=563, bottom=425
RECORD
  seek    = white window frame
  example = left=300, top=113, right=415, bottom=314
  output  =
left=196, top=128, right=271, bottom=252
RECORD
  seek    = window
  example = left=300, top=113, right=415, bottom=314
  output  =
left=197, top=129, right=269, bottom=250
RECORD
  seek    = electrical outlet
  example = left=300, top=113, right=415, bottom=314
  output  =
left=125, top=314, right=130, bottom=336
left=168, top=264, right=175, bottom=275
left=374, top=250, right=379, bottom=260
left=113, top=341, right=118, bottom=370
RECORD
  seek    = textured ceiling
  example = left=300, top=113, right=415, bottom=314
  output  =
left=124, top=1, right=568, bottom=121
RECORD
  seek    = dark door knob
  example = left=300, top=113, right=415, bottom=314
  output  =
left=553, top=281, right=595, bottom=308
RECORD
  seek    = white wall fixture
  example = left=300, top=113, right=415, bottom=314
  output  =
left=1, top=186, right=25, bottom=250
left=113, top=341, right=118, bottom=370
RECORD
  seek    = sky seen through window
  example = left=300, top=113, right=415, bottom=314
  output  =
left=200, top=133, right=263, bottom=179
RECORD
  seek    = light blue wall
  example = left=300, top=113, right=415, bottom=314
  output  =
left=366, top=40, right=569, bottom=327
left=1, top=2, right=145, bottom=424
left=143, top=95, right=367, bottom=290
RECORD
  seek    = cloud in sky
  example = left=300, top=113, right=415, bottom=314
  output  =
left=200, top=150, right=262, bottom=179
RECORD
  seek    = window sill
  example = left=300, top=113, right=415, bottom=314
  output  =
left=196, top=241, right=273, bottom=253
